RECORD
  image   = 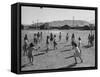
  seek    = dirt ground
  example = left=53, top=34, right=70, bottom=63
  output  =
left=21, top=30, right=95, bottom=71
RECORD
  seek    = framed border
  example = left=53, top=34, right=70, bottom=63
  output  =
left=13, top=2, right=98, bottom=74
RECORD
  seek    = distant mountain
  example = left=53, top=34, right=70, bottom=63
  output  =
left=22, top=20, right=95, bottom=30
left=48, top=20, right=90, bottom=27
left=25, top=20, right=92, bottom=27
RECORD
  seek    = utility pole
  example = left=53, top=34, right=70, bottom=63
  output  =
left=73, top=16, right=75, bottom=27
left=37, top=19, right=38, bottom=30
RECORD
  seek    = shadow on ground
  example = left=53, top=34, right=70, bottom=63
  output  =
left=82, top=45, right=92, bottom=48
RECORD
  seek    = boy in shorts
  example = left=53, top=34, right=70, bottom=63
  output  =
left=73, top=43, right=83, bottom=64
left=27, top=43, right=34, bottom=65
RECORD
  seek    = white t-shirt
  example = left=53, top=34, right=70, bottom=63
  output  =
left=75, top=47, right=81, bottom=53
left=25, top=39, right=29, bottom=45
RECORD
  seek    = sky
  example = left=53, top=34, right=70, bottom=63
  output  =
left=21, top=6, right=95, bottom=25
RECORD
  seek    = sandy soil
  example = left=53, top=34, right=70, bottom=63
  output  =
left=21, top=30, right=95, bottom=71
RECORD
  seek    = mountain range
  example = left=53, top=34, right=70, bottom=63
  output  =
left=48, top=20, right=91, bottom=27
left=22, top=20, right=95, bottom=30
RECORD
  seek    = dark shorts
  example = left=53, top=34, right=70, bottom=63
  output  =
left=74, top=51, right=81, bottom=57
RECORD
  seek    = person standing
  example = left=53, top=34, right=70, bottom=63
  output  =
left=59, top=32, right=61, bottom=41
left=50, top=33, right=53, bottom=45
left=34, top=33, right=37, bottom=45
left=40, top=32, right=42, bottom=42
left=91, top=34, right=94, bottom=46
left=66, top=33, right=69, bottom=42
left=73, top=43, right=83, bottom=64
left=23, top=34, right=29, bottom=56
left=78, top=37, right=81, bottom=47
left=46, top=35, right=49, bottom=53
left=53, top=35, right=57, bottom=50
left=37, top=32, right=39, bottom=43
left=88, top=34, right=91, bottom=46
left=71, top=33, right=75, bottom=49
left=27, top=43, right=34, bottom=65
left=72, top=33, right=75, bottom=41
